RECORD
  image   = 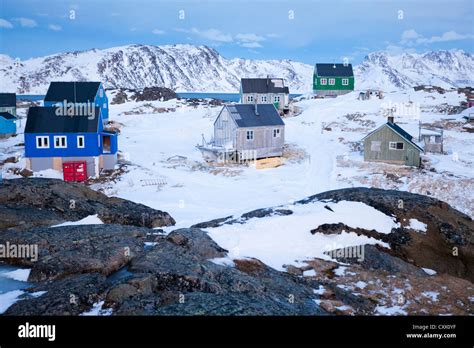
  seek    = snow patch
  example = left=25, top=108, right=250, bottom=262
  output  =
left=52, top=214, right=104, bottom=227
left=422, top=268, right=437, bottom=276
left=1, top=269, right=31, bottom=282
left=408, top=219, right=427, bottom=233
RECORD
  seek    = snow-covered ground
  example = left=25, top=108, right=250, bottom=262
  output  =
left=98, top=89, right=472, bottom=225
left=2, top=90, right=472, bottom=225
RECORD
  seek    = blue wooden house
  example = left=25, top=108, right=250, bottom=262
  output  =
left=24, top=106, right=118, bottom=178
left=0, top=112, right=17, bottom=138
left=0, top=93, right=17, bottom=116
left=44, top=82, right=109, bottom=122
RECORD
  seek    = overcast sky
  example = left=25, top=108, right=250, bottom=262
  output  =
left=1, top=0, right=473, bottom=63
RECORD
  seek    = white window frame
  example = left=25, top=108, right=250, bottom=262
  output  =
left=246, top=130, right=254, bottom=141
left=77, top=135, right=85, bottom=148
left=99, top=89, right=104, bottom=98
left=54, top=135, right=67, bottom=149
left=103, top=103, right=107, bottom=109
left=329, top=78, right=335, bottom=86
left=274, top=95, right=281, bottom=102
left=320, top=78, right=327, bottom=86
left=342, top=78, right=349, bottom=86
left=36, top=136, right=49, bottom=149
left=247, top=95, right=254, bottom=102
left=261, top=95, right=267, bottom=102
left=273, top=128, right=281, bottom=138
left=389, top=141, right=404, bottom=150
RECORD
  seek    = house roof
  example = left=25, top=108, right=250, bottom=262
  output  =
left=0, top=93, right=16, bottom=107
left=314, top=63, right=354, bottom=77
left=44, top=82, right=101, bottom=103
left=362, top=122, right=423, bottom=152
left=241, top=78, right=289, bottom=94
left=25, top=106, right=101, bottom=133
left=225, top=104, right=285, bottom=128
left=0, top=112, right=17, bottom=120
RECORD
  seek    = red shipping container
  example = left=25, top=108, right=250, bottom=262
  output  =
left=63, top=161, right=87, bottom=182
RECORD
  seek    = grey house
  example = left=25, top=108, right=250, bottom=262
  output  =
left=0, top=93, right=16, bottom=116
left=240, top=78, right=289, bottom=113
left=362, top=118, right=423, bottom=167
left=419, top=128, right=443, bottom=153
left=212, top=104, right=285, bottom=159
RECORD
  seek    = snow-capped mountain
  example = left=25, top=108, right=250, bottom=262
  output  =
left=355, top=50, right=474, bottom=90
left=0, top=44, right=312, bottom=94
left=0, top=44, right=472, bottom=94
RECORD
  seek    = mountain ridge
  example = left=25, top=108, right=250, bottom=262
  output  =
left=0, top=44, right=472, bottom=94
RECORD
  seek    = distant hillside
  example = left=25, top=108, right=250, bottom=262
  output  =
left=0, top=44, right=472, bottom=93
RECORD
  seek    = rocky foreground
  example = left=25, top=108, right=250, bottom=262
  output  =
left=0, top=179, right=472, bottom=315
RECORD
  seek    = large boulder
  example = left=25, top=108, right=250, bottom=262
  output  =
left=0, top=224, right=149, bottom=281
left=0, top=178, right=175, bottom=230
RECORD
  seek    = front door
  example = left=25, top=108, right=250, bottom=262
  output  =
left=102, top=135, right=111, bottom=153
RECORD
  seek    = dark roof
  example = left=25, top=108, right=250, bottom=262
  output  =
left=25, top=106, right=100, bottom=133
left=386, top=122, right=413, bottom=141
left=362, top=122, right=423, bottom=152
left=225, top=104, right=285, bottom=128
left=241, top=78, right=289, bottom=94
left=0, top=93, right=16, bottom=107
left=0, top=112, right=17, bottom=120
left=44, top=82, right=101, bottom=103
left=314, top=63, right=354, bottom=77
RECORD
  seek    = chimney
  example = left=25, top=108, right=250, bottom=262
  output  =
left=388, top=116, right=394, bottom=123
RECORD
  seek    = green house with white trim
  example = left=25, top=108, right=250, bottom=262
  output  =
left=313, top=63, right=354, bottom=97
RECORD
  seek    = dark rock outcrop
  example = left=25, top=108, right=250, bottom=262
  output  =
left=0, top=178, right=175, bottom=231
left=132, top=87, right=177, bottom=102
left=0, top=224, right=149, bottom=281
left=4, top=273, right=109, bottom=316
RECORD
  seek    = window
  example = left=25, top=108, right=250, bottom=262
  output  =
left=342, top=78, right=349, bottom=86
left=246, top=130, right=254, bottom=141
left=103, top=103, right=107, bottom=109
left=370, top=141, right=381, bottom=151
left=77, top=135, right=85, bottom=148
left=274, top=96, right=281, bottom=102
left=54, top=136, right=67, bottom=148
left=261, top=95, right=267, bottom=102
left=389, top=142, right=404, bottom=150
left=99, top=89, right=104, bottom=98
left=273, top=129, right=281, bottom=138
left=314, top=78, right=317, bottom=86
left=320, top=78, right=327, bottom=85
left=36, top=136, right=49, bottom=149
left=247, top=95, right=254, bottom=102
left=329, top=78, right=335, bottom=86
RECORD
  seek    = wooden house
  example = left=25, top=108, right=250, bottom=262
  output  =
left=362, top=117, right=423, bottom=167
left=0, top=93, right=16, bottom=116
left=199, top=104, right=285, bottom=161
left=240, top=78, right=289, bottom=113
left=24, top=106, right=118, bottom=178
left=419, top=128, right=443, bottom=154
left=0, top=112, right=17, bottom=138
left=313, top=63, right=354, bottom=97
left=44, top=82, right=109, bottom=123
